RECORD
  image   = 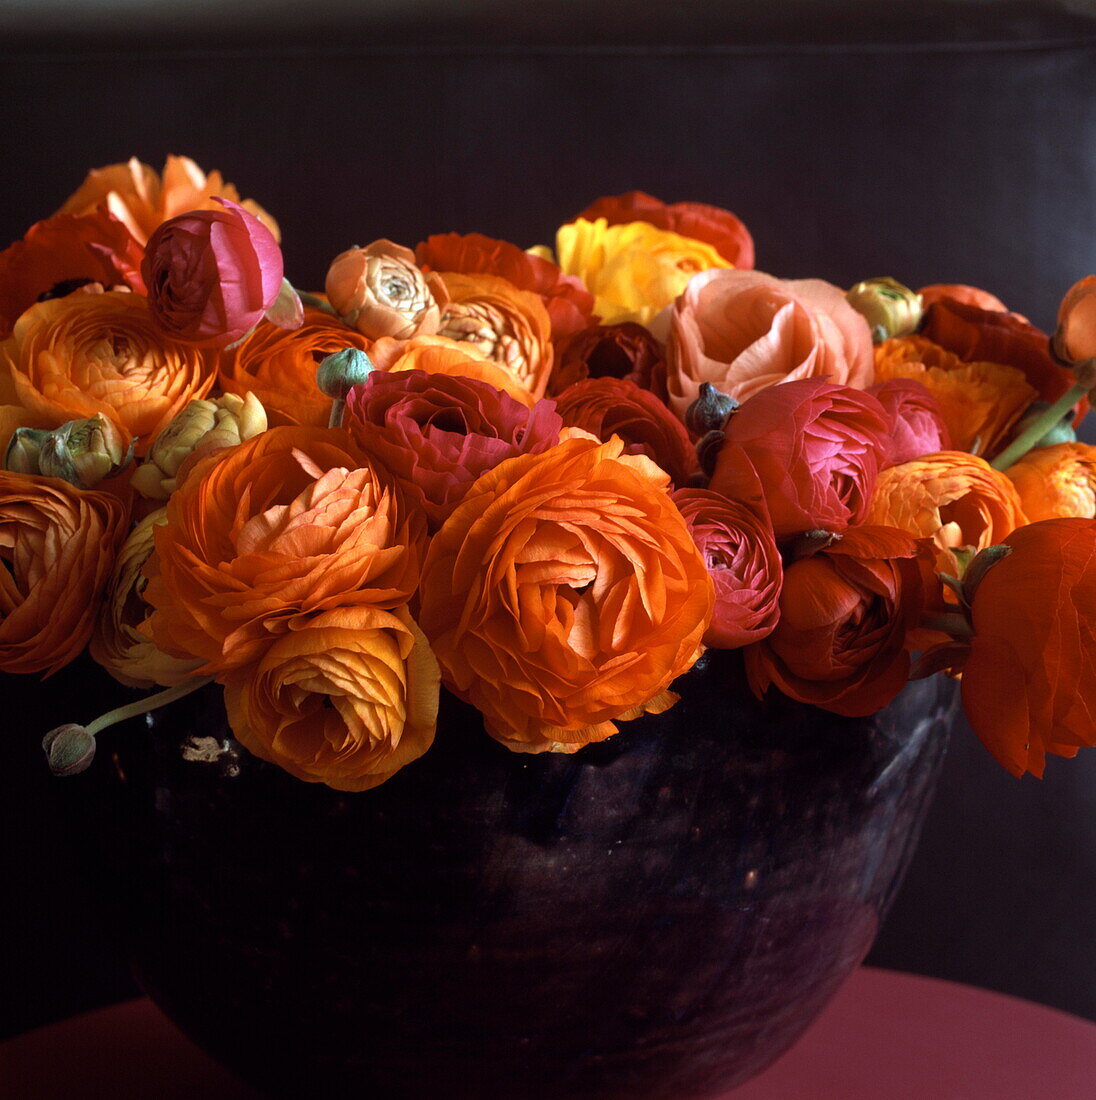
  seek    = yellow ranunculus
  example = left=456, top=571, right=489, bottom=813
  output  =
left=554, top=217, right=732, bottom=326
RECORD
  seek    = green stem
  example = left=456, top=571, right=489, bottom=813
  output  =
left=920, top=612, right=974, bottom=639
left=86, top=677, right=214, bottom=737
left=328, top=398, right=346, bottom=429
left=990, top=379, right=1089, bottom=471
left=296, top=290, right=338, bottom=317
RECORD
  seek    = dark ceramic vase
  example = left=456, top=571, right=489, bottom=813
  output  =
left=74, top=652, right=957, bottom=1099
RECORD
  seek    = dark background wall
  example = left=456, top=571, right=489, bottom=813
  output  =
left=1, top=0, right=1095, bottom=1039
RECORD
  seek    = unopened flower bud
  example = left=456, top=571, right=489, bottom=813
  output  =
left=685, top=382, right=739, bottom=436
left=42, top=724, right=96, bottom=777
left=695, top=428, right=726, bottom=479
left=1053, top=275, right=1096, bottom=364
left=37, top=414, right=133, bottom=489
left=846, top=277, right=923, bottom=342
left=4, top=427, right=49, bottom=475
left=316, top=347, right=375, bottom=401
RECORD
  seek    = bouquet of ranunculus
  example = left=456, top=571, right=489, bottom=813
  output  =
left=3, top=156, right=1095, bottom=789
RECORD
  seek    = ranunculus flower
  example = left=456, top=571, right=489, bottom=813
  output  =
left=709, top=379, right=891, bottom=540
left=918, top=284, right=1009, bottom=313
left=56, top=154, right=280, bottom=245
left=344, top=368, right=564, bottom=528
left=666, top=269, right=874, bottom=416
left=0, top=291, right=217, bottom=454
left=554, top=217, right=732, bottom=326
left=0, top=471, right=128, bottom=675
left=577, top=191, right=755, bottom=269
left=325, top=240, right=447, bottom=341
left=547, top=322, right=667, bottom=399
left=89, top=508, right=203, bottom=688
left=744, top=525, right=931, bottom=716
left=0, top=209, right=145, bottom=337
left=223, top=606, right=440, bottom=792
left=873, top=335, right=1036, bottom=458
left=1053, top=275, right=1096, bottom=364
left=367, top=334, right=537, bottom=409
left=672, top=487, right=782, bottom=649
left=960, top=518, right=1096, bottom=777
left=142, top=199, right=285, bottom=348
left=143, top=425, right=427, bottom=677
left=1006, top=442, right=1096, bottom=521
left=218, top=306, right=371, bottom=428
left=867, top=378, right=952, bottom=464
left=417, top=436, right=713, bottom=753
left=864, top=451, right=1027, bottom=576
left=845, top=277, right=922, bottom=341
left=553, top=377, right=696, bottom=486
left=437, top=272, right=554, bottom=398
left=415, top=232, right=595, bottom=343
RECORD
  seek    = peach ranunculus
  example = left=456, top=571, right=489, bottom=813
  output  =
left=666, top=269, right=874, bottom=416
left=918, top=284, right=1009, bottom=314
left=577, top=190, right=755, bottom=269
left=218, top=307, right=371, bottom=427
left=1005, top=442, right=1096, bottom=521
left=0, top=291, right=218, bottom=455
left=142, top=425, right=427, bottom=677
left=744, top=525, right=933, bottom=717
left=367, top=334, right=537, bottom=408
left=873, top=336, right=1036, bottom=458
left=325, top=240, right=448, bottom=341
left=959, top=518, right=1096, bottom=777
left=415, top=232, right=595, bottom=343
left=1053, top=275, right=1096, bottom=364
left=417, top=436, right=714, bottom=753
left=55, top=155, right=280, bottom=246
left=554, top=217, right=732, bottom=327
left=89, top=508, right=203, bottom=688
left=547, top=321, right=667, bottom=399
left=0, top=471, right=128, bottom=675
left=223, top=606, right=440, bottom=792
left=437, top=272, right=554, bottom=399
left=864, top=451, right=1027, bottom=577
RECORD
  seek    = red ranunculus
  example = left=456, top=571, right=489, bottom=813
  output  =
left=917, top=284, right=1009, bottom=314
left=709, top=379, right=891, bottom=541
left=554, top=377, right=696, bottom=486
left=343, top=368, right=564, bottom=528
left=142, top=198, right=284, bottom=347
left=868, top=378, right=952, bottom=465
left=744, top=525, right=931, bottom=716
left=548, top=322, right=667, bottom=399
left=577, top=190, right=755, bottom=269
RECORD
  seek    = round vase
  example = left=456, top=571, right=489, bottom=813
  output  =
left=73, top=652, right=957, bottom=1099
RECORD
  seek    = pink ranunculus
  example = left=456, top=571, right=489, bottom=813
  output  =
left=142, top=198, right=284, bottom=347
left=868, top=378, right=952, bottom=465
left=666, top=269, right=874, bottom=418
left=672, top=487, right=782, bottom=649
left=709, top=379, right=891, bottom=541
left=343, top=368, right=564, bottom=529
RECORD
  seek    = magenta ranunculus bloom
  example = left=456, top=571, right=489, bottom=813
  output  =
left=142, top=198, right=284, bottom=347
left=868, top=378, right=952, bottom=466
left=344, top=369, right=564, bottom=529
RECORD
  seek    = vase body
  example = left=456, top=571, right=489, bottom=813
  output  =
left=75, top=653, right=956, bottom=1099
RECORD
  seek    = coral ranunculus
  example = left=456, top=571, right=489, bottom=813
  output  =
left=548, top=321, right=667, bottom=399
left=961, top=518, right=1096, bottom=777
left=0, top=471, right=128, bottom=675
left=1053, top=275, right=1096, bottom=364
left=0, top=291, right=217, bottom=453
left=143, top=425, right=427, bottom=677
left=744, top=525, right=931, bottom=716
left=864, top=451, right=1027, bottom=576
left=918, top=284, right=1009, bottom=314
left=223, top=606, right=440, bottom=792
left=666, top=269, right=874, bottom=416
left=417, top=436, right=713, bottom=753
left=1006, top=442, right=1096, bottom=521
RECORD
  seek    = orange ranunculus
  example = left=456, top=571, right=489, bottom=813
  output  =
left=0, top=209, right=146, bottom=337
left=417, top=436, right=713, bottom=753
left=874, top=336, right=1036, bottom=458
left=960, top=518, right=1096, bottom=777
left=918, top=284, right=1009, bottom=314
left=577, top=190, right=755, bottom=269
left=0, top=471, right=128, bottom=675
left=864, top=452, right=1027, bottom=576
left=367, top=334, right=537, bottom=408
left=0, top=292, right=218, bottom=455
left=55, top=155, right=280, bottom=245
left=547, top=321, right=667, bottom=399
left=1006, top=442, right=1096, bottom=521
left=218, top=307, right=370, bottom=427
left=1053, top=275, right=1096, bottom=364
left=744, top=525, right=932, bottom=716
left=143, top=425, right=427, bottom=677
left=223, top=606, right=440, bottom=791
left=666, top=269, right=874, bottom=416
left=437, top=272, right=554, bottom=399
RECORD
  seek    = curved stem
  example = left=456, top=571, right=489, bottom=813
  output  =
left=296, top=289, right=338, bottom=317
left=991, top=378, right=1089, bottom=471
left=86, top=677, right=214, bottom=737
left=920, top=612, right=974, bottom=639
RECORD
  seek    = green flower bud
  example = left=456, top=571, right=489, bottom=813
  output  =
left=316, top=347, right=375, bottom=401
left=685, top=382, right=739, bottom=436
left=4, top=427, right=49, bottom=475
left=37, top=414, right=133, bottom=489
left=846, top=277, right=923, bottom=343
left=42, top=724, right=96, bottom=777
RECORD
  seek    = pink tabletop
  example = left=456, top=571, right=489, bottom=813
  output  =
left=2, top=967, right=1095, bottom=1099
